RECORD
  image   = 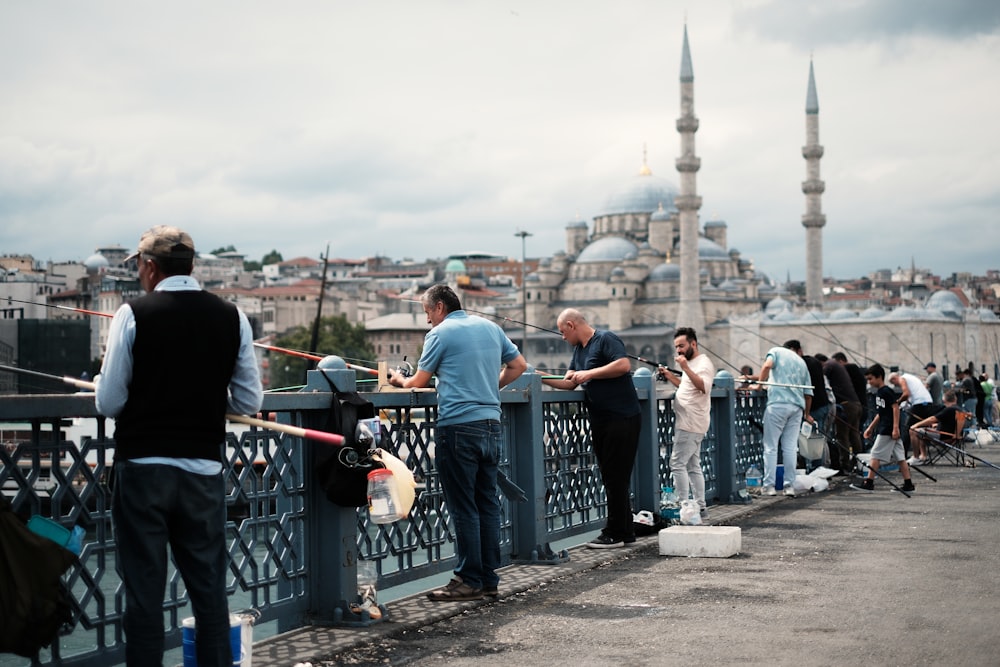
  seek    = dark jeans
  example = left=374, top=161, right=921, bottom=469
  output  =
left=591, top=413, right=641, bottom=541
left=832, top=401, right=863, bottom=471
left=435, top=419, right=502, bottom=590
left=113, top=462, right=232, bottom=667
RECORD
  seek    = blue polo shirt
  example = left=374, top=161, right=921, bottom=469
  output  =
left=417, top=310, right=521, bottom=426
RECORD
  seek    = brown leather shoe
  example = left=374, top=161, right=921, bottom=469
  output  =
left=427, top=577, right=483, bottom=602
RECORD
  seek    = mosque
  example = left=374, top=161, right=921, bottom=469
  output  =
left=510, top=26, right=1000, bottom=381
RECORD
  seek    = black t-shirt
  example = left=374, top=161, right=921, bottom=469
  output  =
left=570, top=329, right=640, bottom=421
left=933, top=405, right=959, bottom=435
left=873, top=385, right=898, bottom=436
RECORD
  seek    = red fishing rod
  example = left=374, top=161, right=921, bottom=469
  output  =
left=252, top=343, right=379, bottom=376
left=0, top=363, right=345, bottom=446
left=5, top=297, right=113, bottom=318
left=3, top=298, right=382, bottom=377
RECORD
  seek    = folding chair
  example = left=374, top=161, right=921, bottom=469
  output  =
left=924, top=410, right=973, bottom=467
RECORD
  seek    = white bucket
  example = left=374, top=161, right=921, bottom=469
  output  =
left=181, top=613, right=254, bottom=667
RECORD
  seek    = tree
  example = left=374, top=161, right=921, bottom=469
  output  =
left=261, top=250, right=283, bottom=266
left=208, top=245, right=237, bottom=255
left=269, top=314, right=376, bottom=389
left=243, top=260, right=262, bottom=271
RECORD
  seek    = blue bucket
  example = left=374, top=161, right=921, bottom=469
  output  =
left=181, top=615, right=243, bottom=667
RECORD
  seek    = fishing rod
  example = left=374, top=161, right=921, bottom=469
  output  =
left=252, top=342, right=380, bottom=376
left=880, top=323, right=925, bottom=370
left=5, top=297, right=387, bottom=377
left=461, top=306, right=683, bottom=375
left=4, top=297, right=113, bottom=318
left=0, top=363, right=345, bottom=446
left=911, top=426, right=1000, bottom=471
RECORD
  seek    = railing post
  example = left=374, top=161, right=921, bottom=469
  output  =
left=297, top=365, right=362, bottom=627
left=507, top=372, right=566, bottom=563
left=633, top=368, right=660, bottom=514
left=711, top=371, right=745, bottom=503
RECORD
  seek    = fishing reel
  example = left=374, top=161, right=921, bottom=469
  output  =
left=393, top=359, right=414, bottom=378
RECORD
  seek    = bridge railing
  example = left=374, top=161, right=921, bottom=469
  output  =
left=0, top=367, right=765, bottom=666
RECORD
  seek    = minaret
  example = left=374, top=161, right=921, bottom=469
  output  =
left=802, top=59, right=826, bottom=308
left=675, top=25, right=705, bottom=333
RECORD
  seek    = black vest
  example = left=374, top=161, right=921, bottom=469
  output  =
left=114, top=290, right=241, bottom=461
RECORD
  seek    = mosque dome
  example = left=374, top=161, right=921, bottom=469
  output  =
left=860, top=305, right=886, bottom=319
left=765, top=296, right=792, bottom=317
left=576, top=236, right=640, bottom=263
left=698, top=237, right=729, bottom=259
left=610, top=267, right=626, bottom=278
left=717, top=279, right=741, bottom=292
left=83, top=253, right=110, bottom=274
left=444, top=258, right=466, bottom=273
left=602, top=172, right=678, bottom=216
left=650, top=202, right=673, bottom=222
left=980, top=308, right=998, bottom=322
left=772, top=310, right=797, bottom=322
left=526, top=273, right=540, bottom=283
left=829, top=308, right=858, bottom=320
left=648, top=263, right=681, bottom=282
left=886, top=305, right=920, bottom=320
left=926, top=290, right=965, bottom=317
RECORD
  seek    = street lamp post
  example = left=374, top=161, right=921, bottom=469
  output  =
left=514, top=230, right=532, bottom=352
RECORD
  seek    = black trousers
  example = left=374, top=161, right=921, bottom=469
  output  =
left=590, top=413, right=641, bottom=541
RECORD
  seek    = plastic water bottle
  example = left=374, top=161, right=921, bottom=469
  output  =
left=745, top=465, right=762, bottom=489
left=367, top=469, right=400, bottom=524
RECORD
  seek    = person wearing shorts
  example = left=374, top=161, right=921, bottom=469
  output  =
left=851, top=363, right=915, bottom=494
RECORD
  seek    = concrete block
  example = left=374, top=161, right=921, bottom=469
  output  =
left=658, top=525, right=741, bottom=558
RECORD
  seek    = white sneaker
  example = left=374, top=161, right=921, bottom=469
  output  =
left=763, top=486, right=777, bottom=496
left=906, top=456, right=920, bottom=465
left=784, top=487, right=797, bottom=497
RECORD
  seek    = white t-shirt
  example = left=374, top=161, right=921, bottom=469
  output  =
left=673, top=353, right=716, bottom=434
left=901, top=373, right=933, bottom=406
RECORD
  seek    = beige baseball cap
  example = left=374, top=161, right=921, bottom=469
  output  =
left=125, top=225, right=196, bottom=263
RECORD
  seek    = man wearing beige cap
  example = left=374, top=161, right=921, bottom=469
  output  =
left=96, top=225, right=262, bottom=667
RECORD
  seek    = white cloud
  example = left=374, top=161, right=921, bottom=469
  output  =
left=0, top=0, right=997, bottom=279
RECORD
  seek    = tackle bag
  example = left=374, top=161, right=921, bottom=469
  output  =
left=0, top=498, right=77, bottom=658
left=314, top=390, right=382, bottom=507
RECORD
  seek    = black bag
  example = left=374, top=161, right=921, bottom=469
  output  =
left=0, top=498, right=77, bottom=658
left=314, top=390, right=381, bottom=507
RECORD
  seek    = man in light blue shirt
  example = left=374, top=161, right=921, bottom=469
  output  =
left=758, top=341, right=814, bottom=496
left=389, top=284, right=526, bottom=602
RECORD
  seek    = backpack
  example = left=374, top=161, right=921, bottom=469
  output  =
left=314, top=388, right=383, bottom=507
left=0, top=498, right=77, bottom=658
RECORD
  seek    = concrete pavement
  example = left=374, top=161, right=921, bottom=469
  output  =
left=252, top=436, right=1000, bottom=667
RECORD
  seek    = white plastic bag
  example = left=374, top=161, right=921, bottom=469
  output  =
left=679, top=499, right=702, bottom=525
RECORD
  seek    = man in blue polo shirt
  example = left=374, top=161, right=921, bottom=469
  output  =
left=389, top=284, right=526, bottom=601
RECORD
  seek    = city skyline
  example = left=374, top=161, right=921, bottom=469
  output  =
left=2, top=1, right=998, bottom=281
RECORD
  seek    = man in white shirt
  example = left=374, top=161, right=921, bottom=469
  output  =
left=889, top=372, right=935, bottom=465
left=658, top=327, right=716, bottom=517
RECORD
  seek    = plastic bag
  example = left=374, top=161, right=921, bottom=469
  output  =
left=679, top=499, right=702, bottom=526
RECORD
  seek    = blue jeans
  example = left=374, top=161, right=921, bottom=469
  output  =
left=434, top=420, right=502, bottom=590
left=113, top=462, right=232, bottom=667
left=810, top=403, right=830, bottom=435
left=762, top=402, right=803, bottom=488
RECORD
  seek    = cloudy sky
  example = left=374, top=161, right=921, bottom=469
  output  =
left=2, top=1, right=998, bottom=282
